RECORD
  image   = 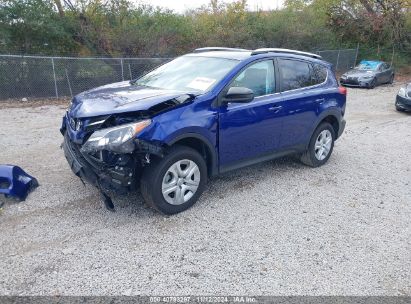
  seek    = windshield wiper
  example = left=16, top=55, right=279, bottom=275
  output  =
left=130, top=81, right=156, bottom=89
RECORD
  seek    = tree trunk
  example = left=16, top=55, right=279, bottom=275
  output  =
left=54, top=0, right=65, bottom=17
left=358, top=0, right=376, bottom=16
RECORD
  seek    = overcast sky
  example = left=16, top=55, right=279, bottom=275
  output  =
left=138, top=0, right=285, bottom=13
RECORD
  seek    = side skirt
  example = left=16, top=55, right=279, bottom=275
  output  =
left=219, top=145, right=305, bottom=174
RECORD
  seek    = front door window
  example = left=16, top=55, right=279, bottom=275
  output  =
left=228, top=60, right=275, bottom=98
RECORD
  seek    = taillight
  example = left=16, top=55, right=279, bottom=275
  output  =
left=338, top=86, right=347, bottom=95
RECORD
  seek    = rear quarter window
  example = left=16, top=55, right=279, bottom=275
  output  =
left=311, top=63, right=328, bottom=85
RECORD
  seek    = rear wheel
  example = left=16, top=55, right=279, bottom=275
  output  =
left=140, top=145, right=207, bottom=215
left=300, top=122, right=335, bottom=167
left=389, top=74, right=395, bottom=84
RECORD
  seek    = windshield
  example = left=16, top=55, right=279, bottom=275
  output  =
left=355, top=61, right=380, bottom=71
left=134, top=56, right=239, bottom=92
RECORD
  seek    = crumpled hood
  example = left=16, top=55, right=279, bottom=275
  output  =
left=69, top=81, right=192, bottom=118
left=343, top=69, right=376, bottom=78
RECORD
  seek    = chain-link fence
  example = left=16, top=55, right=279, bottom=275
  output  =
left=316, top=46, right=411, bottom=73
left=315, top=48, right=358, bottom=72
left=357, top=47, right=410, bottom=69
left=0, top=55, right=170, bottom=100
left=1, top=47, right=398, bottom=100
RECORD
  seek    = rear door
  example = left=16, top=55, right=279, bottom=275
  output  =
left=276, top=58, right=328, bottom=149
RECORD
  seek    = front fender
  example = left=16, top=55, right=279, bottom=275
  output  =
left=137, top=101, right=219, bottom=175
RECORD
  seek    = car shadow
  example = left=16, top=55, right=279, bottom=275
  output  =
left=87, top=156, right=306, bottom=220
left=109, top=155, right=304, bottom=218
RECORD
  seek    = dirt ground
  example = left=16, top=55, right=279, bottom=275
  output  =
left=0, top=82, right=410, bottom=296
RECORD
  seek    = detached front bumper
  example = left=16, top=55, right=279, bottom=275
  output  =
left=396, top=95, right=411, bottom=111
left=0, top=165, right=38, bottom=201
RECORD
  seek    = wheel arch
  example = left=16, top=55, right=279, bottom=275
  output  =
left=167, top=133, right=218, bottom=177
left=307, top=109, right=342, bottom=149
left=321, top=115, right=340, bottom=137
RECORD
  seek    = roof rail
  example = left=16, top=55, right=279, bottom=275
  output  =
left=251, top=48, right=322, bottom=59
left=193, top=47, right=250, bottom=53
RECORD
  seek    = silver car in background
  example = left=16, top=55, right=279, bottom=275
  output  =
left=340, top=60, right=394, bottom=89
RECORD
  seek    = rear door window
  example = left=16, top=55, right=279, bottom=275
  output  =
left=278, top=58, right=312, bottom=91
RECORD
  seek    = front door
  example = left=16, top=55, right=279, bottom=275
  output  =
left=379, top=63, right=392, bottom=83
left=218, top=60, right=284, bottom=169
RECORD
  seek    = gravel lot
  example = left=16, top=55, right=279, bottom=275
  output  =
left=0, top=83, right=410, bottom=296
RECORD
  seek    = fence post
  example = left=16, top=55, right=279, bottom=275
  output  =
left=120, top=59, right=124, bottom=81
left=354, top=43, right=359, bottom=67
left=128, top=64, right=132, bottom=80
left=65, top=68, right=73, bottom=98
left=335, top=49, right=340, bottom=71
left=390, top=46, right=395, bottom=67
left=51, top=58, right=58, bottom=99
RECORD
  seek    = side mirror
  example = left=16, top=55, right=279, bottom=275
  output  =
left=223, top=87, right=254, bottom=104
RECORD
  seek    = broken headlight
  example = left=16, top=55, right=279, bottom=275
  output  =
left=80, top=119, right=151, bottom=154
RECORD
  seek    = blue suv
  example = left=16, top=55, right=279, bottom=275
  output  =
left=61, top=47, right=347, bottom=214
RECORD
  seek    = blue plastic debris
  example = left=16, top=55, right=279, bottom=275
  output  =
left=0, top=165, right=39, bottom=201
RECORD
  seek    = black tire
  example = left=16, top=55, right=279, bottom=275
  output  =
left=300, top=122, right=335, bottom=167
left=389, top=74, right=395, bottom=84
left=140, top=145, right=207, bottom=215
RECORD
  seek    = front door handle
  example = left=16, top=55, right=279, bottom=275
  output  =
left=315, top=98, right=325, bottom=104
left=268, top=105, right=282, bottom=113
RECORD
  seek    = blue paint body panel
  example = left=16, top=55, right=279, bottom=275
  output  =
left=0, top=165, right=38, bottom=201
left=62, top=51, right=346, bottom=176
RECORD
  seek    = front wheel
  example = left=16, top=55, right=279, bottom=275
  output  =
left=396, top=105, right=405, bottom=112
left=368, top=78, right=376, bottom=89
left=140, top=145, right=207, bottom=215
left=300, top=122, right=335, bottom=167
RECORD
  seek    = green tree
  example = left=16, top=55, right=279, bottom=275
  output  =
left=0, top=0, right=78, bottom=54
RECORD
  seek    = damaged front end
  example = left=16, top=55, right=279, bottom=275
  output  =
left=61, top=112, right=164, bottom=199
left=60, top=86, right=196, bottom=210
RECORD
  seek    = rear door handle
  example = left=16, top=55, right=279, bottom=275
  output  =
left=268, top=105, right=282, bottom=113
left=315, top=98, right=325, bottom=103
